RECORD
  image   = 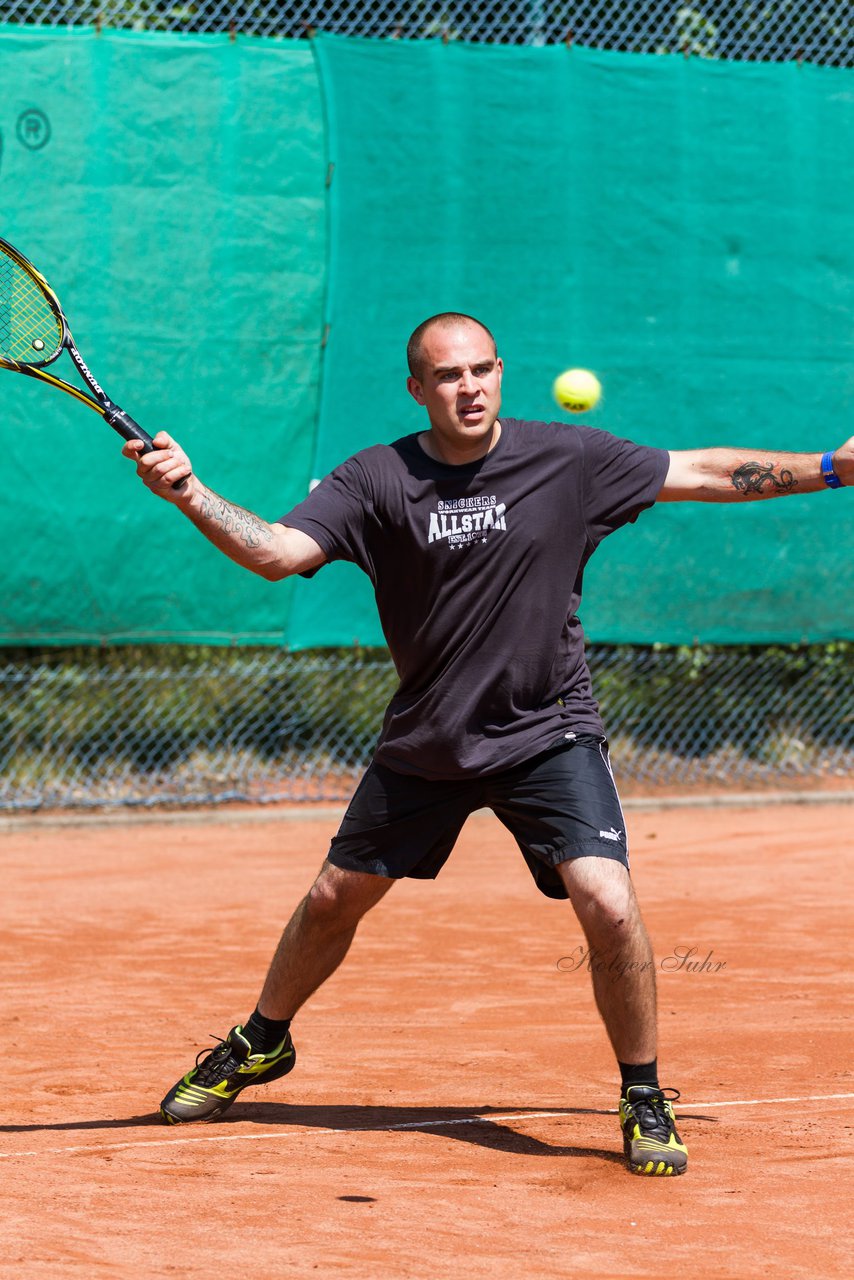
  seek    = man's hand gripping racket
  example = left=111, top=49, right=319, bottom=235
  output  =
left=0, top=235, right=190, bottom=493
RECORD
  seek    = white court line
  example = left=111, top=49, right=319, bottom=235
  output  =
left=2, top=1093, right=852, bottom=1162
left=686, top=1093, right=854, bottom=1108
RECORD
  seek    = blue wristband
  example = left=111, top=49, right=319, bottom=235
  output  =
left=821, top=451, right=843, bottom=489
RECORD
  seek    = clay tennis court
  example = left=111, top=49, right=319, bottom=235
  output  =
left=1, top=800, right=851, bottom=1278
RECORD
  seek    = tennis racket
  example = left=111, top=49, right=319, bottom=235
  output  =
left=0, top=235, right=185, bottom=487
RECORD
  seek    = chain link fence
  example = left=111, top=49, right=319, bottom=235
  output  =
left=3, top=6, right=852, bottom=809
left=1, top=1, right=851, bottom=64
left=2, top=643, right=853, bottom=811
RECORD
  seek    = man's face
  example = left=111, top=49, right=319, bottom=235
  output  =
left=407, top=323, right=503, bottom=463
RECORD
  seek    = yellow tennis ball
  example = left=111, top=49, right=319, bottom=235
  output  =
left=553, top=368, right=601, bottom=413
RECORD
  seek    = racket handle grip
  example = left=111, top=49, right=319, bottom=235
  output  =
left=104, top=406, right=155, bottom=451
left=105, top=406, right=188, bottom=492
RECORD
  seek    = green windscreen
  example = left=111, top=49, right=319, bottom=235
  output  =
left=287, top=35, right=854, bottom=647
left=1, top=29, right=852, bottom=646
left=0, top=28, right=326, bottom=644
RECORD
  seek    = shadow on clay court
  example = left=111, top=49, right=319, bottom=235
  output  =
left=1, top=1102, right=717, bottom=1166
left=0, top=1104, right=608, bottom=1135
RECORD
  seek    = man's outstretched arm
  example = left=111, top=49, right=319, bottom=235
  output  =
left=122, top=431, right=326, bottom=581
left=659, top=439, right=854, bottom=502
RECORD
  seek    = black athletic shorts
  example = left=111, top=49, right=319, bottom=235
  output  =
left=327, top=734, right=628, bottom=900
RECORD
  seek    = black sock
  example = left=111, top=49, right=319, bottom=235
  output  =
left=243, top=1008, right=292, bottom=1055
left=619, top=1060, right=659, bottom=1093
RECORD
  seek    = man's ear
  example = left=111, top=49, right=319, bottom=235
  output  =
left=407, top=375, right=426, bottom=406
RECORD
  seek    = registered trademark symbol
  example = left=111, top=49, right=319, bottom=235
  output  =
left=16, top=109, right=51, bottom=151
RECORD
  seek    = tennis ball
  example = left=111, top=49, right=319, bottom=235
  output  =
left=553, top=368, right=601, bottom=413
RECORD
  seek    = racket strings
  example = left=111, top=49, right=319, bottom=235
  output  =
left=0, top=253, right=62, bottom=363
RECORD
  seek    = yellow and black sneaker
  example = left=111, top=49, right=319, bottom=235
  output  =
left=160, top=1025, right=296, bottom=1125
left=619, top=1085, right=688, bottom=1176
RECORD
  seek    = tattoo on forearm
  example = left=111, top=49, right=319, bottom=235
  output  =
left=200, top=488, right=273, bottom=549
left=729, top=462, right=797, bottom=496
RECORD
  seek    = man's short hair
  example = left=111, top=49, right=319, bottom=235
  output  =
left=407, top=313, right=498, bottom=379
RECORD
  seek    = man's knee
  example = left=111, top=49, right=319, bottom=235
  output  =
left=557, top=856, right=643, bottom=935
left=303, top=860, right=393, bottom=927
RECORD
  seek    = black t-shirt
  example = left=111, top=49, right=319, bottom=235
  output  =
left=280, top=418, right=668, bottom=780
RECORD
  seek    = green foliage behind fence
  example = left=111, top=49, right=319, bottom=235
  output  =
left=2, top=643, right=852, bottom=809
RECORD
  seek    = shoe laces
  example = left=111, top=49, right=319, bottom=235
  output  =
left=193, top=1033, right=245, bottom=1087
left=627, top=1087, right=680, bottom=1139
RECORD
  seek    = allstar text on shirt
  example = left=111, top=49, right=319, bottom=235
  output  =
left=428, top=495, right=507, bottom=547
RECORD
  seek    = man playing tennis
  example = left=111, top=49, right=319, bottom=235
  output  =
left=124, top=313, right=852, bottom=1175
